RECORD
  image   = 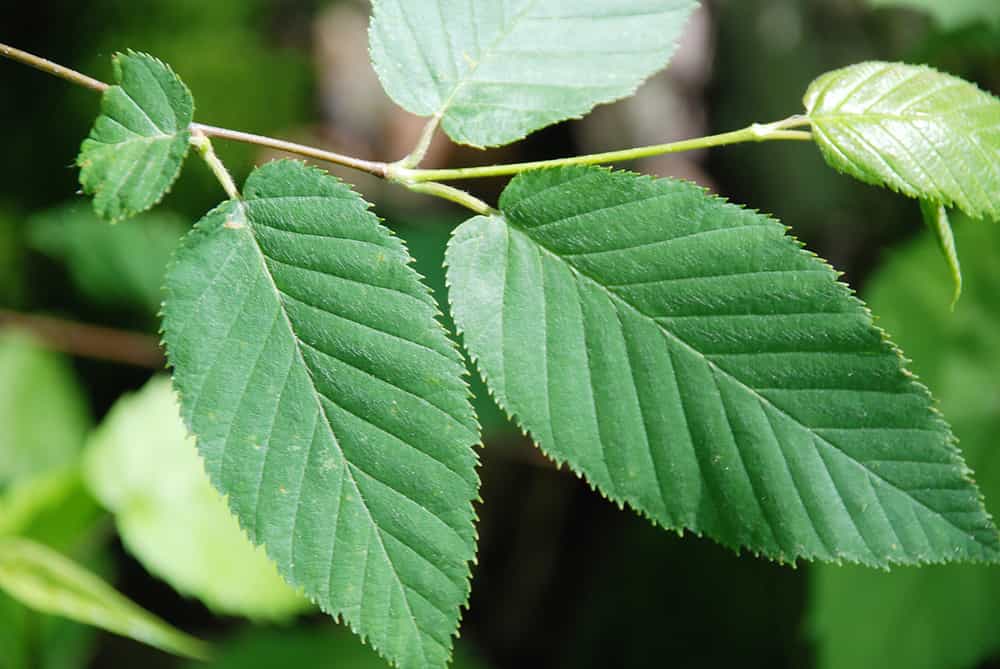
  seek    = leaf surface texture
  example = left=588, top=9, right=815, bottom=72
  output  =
left=162, top=160, right=480, bottom=669
left=446, top=165, right=999, bottom=566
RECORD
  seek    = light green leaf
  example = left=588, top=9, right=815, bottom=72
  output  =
left=27, top=203, right=187, bottom=315
left=919, top=199, right=962, bottom=307
left=162, top=160, right=480, bottom=669
left=446, top=165, right=999, bottom=566
left=810, top=219, right=1000, bottom=669
left=369, top=0, right=698, bottom=148
left=869, top=0, right=1000, bottom=28
left=83, top=377, right=310, bottom=621
left=0, top=536, right=209, bottom=660
left=804, top=61, right=1000, bottom=220
left=0, top=333, right=91, bottom=487
left=78, top=51, right=194, bottom=222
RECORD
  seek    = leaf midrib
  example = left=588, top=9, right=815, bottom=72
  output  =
left=232, top=199, right=432, bottom=666
left=502, top=218, right=994, bottom=555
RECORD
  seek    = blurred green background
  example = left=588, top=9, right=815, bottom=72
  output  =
left=1, top=0, right=999, bottom=667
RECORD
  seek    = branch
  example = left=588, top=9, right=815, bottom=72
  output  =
left=0, top=310, right=165, bottom=368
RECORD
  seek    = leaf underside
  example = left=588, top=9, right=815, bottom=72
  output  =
left=805, top=61, right=1000, bottom=220
left=162, top=160, right=480, bottom=669
left=446, top=165, right=999, bottom=567
left=78, top=51, right=193, bottom=222
left=369, top=0, right=698, bottom=148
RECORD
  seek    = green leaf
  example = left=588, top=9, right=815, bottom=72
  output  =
left=919, top=199, right=962, bottom=307
left=446, top=165, right=999, bottom=566
left=0, top=333, right=91, bottom=487
left=369, top=0, right=698, bottom=148
left=869, top=0, right=1000, bottom=28
left=27, top=203, right=187, bottom=315
left=83, top=376, right=310, bottom=620
left=810, top=219, right=1000, bottom=669
left=162, top=160, right=480, bottom=669
left=77, top=51, right=194, bottom=222
left=0, top=536, right=209, bottom=660
left=804, top=61, right=1000, bottom=220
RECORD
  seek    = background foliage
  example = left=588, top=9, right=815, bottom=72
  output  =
left=1, top=0, right=999, bottom=667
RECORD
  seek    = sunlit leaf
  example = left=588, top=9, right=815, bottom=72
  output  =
left=83, top=377, right=310, bottom=620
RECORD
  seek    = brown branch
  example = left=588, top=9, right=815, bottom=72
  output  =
left=0, top=310, right=165, bottom=368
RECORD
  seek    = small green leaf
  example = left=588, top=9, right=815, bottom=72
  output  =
left=869, top=0, right=1000, bottom=28
left=919, top=199, right=962, bottom=307
left=0, top=536, right=209, bottom=660
left=162, top=160, right=480, bottom=669
left=810, top=219, right=1000, bottom=669
left=27, top=203, right=187, bottom=315
left=77, top=51, right=194, bottom=222
left=804, top=61, right=1000, bottom=220
left=0, top=333, right=91, bottom=487
left=83, top=377, right=311, bottom=621
left=446, top=165, right=999, bottom=567
left=369, top=0, right=698, bottom=148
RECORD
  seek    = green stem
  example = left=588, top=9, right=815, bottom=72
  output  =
left=190, top=131, right=241, bottom=200
left=391, top=117, right=813, bottom=183
left=403, top=181, right=496, bottom=216
left=397, top=115, right=441, bottom=168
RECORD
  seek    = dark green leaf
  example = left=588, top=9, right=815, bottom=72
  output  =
left=27, top=203, right=187, bottom=315
left=77, top=51, right=194, bottom=222
left=804, top=61, right=1000, bottom=220
left=162, top=160, right=480, bottom=669
left=369, top=0, right=698, bottom=148
left=446, top=165, right=999, bottom=566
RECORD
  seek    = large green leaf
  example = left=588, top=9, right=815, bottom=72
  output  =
left=0, top=333, right=91, bottom=487
left=84, top=377, right=310, bottom=620
left=869, top=0, right=1000, bottom=28
left=369, top=0, right=698, bottom=148
left=810, top=219, right=1000, bottom=669
left=804, top=61, right=1000, bottom=220
left=446, top=165, right=999, bottom=566
left=162, top=160, right=480, bottom=669
left=0, top=536, right=209, bottom=660
left=77, top=51, right=194, bottom=222
left=28, top=203, right=187, bottom=315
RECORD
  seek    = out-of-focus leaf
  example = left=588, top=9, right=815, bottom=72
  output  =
left=869, top=0, right=1000, bottom=28
left=810, top=219, right=1000, bottom=669
left=83, top=376, right=311, bottom=621
left=0, top=332, right=91, bottom=487
left=189, top=626, right=490, bottom=669
left=27, top=203, right=187, bottom=315
left=0, top=536, right=209, bottom=660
